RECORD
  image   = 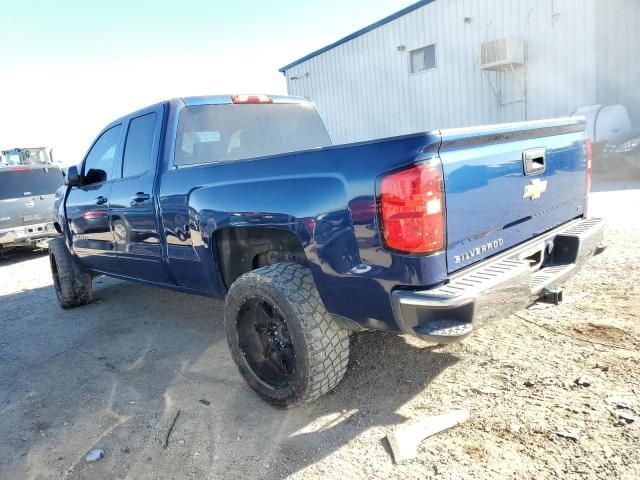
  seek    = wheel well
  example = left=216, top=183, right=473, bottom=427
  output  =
left=215, top=227, right=307, bottom=289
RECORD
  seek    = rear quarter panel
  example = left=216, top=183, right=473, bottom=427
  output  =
left=158, top=133, right=445, bottom=331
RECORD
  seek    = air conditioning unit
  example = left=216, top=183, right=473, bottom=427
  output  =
left=480, top=38, right=526, bottom=71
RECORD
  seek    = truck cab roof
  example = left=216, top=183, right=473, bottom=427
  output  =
left=104, top=95, right=312, bottom=129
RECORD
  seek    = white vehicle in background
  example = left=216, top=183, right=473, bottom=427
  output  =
left=572, top=104, right=632, bottom=149
left=602, top=127, right=640, bottom=173
left=572, top=104, right=639, bottom=174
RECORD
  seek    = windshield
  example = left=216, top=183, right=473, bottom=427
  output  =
left=174, top=103, right=332, bottom=166
left=0, top=167, right=64, bottom=200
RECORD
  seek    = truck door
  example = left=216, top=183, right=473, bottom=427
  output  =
left=65, top=124, right=122, bottom=273
left=109, top=107, right=169, bottom=284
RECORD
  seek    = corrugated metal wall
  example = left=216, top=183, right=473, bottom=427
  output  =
left=596, top=0, right=640, bottom=125
left=283, top=0, right=602, bottom=144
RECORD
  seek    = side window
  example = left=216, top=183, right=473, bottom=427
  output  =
left=83, top=125, right=121, bottom=185
left=122, top=113, right=158, bottom=178
left=410, top=44, right=437, bottom=74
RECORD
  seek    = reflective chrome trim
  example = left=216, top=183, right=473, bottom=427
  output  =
left=392, top=217, right=605, bottom=343
left=0, top=222, right=57, bottom=244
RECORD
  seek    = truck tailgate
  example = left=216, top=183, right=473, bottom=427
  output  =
left=439, top=119, right=588, bottom=273
left=0, top=166, right=63, bottom=230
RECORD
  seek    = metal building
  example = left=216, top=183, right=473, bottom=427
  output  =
left=280, top=0, right=639, bottom=145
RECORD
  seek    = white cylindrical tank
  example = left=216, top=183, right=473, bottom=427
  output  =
left=572, top=104, right=631, bottom=143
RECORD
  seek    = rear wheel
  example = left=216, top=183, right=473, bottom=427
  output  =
left=49, top=237, right=93, bottom=309
left=224, top=263, right=349, bottom=407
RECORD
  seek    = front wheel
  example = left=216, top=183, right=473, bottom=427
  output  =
left=224, top=263, right=349, bottom=407
left=49, top=237, right=93, bottom=309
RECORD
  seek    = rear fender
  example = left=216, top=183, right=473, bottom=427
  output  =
left=189, top=174, right=361, bottom=298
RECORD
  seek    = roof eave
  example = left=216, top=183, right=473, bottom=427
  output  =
left=278, top=0, right=435, bottom=73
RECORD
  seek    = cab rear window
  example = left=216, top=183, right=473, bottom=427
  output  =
left=174, top=103, right=331, bottom=166
left=0, top=167, right=64, bottom=200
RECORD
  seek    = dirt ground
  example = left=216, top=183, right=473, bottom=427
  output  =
left=1, top=175, right=639, bottom=480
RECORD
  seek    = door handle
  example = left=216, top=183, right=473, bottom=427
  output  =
left=131, top=192, right=151, bottom=203
left=95, top=196, right=108, bottom=205
left=522, top=148, right=546, bottom=175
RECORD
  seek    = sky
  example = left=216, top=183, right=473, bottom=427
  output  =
left=1, top=0, right=411, bottom=165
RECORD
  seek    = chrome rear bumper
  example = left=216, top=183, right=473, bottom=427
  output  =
left=0, top=222, right=58, bottom=246
left=391, top=217, right=606, bottom=343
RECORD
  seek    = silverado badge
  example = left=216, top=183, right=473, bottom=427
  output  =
left=523, top=178, right=548, bottom=200
left=454, top=238, right=504, bottom=264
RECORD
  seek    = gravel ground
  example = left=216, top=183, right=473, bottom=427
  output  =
left=0, top=177, right=638, bottom=480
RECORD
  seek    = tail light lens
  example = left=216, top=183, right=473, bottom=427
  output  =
left=379, top=159, right=445, bottom=254
left=585, top=136, right=593, bottom=194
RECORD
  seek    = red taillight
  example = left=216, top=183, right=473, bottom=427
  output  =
left=231, top=94, right=273, bottom=104
left=585, top=136, right=593, bottom=194
left=10, top=166, right=31, bottom=171
left=379, top=159, right=445, bottom=254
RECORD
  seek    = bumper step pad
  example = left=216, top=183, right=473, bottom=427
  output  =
left=392, top=217, right=606, bottom=344
left=414, top=320, right=474, bottom=343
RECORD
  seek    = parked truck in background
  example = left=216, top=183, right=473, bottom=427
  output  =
left=0, top=164, right=64, bottom=253
left=50, top=94, right=605, bottom=406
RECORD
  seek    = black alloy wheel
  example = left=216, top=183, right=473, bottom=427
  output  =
left=237, top=297, right=296, bottom=388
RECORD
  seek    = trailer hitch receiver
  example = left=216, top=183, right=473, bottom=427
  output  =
left=540, top=287, right=563, bottom=305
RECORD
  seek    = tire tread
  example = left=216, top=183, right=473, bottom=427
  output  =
left=49, top=237, right=92, bottom=309
left=225, top=263, right=349, bottom=406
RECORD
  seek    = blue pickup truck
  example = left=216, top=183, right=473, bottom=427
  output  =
left=50, top=94, right=605, bottom=406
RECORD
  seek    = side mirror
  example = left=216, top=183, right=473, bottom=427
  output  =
left=66, top=166, right=80, bottom=187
